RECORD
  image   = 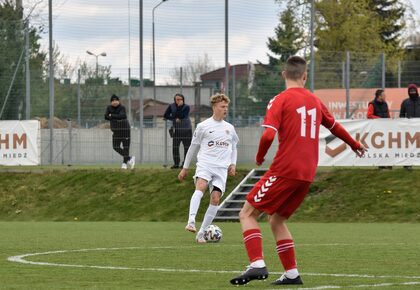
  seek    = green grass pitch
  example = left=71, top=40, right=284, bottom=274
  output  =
left=1, top=222, right=420, bottom=289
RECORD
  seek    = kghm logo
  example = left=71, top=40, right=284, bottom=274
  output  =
left=0, top=133, right=27, bottom=149
left=325, top=131, right=420, bottom=158
left=208, top=141, right=215, bottom=147
left=325, top=134, right=347, bottom=157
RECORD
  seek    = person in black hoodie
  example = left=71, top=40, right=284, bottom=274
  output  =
left=163, top=93, right=192, bottom=169
left=399, top=84, right=420, bottom=170
left=400, top=84, right=420, bottom=118
left=105, top=94, right=135, bottom=169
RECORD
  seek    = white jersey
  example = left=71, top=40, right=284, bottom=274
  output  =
left=192, top=117, right=239, bottom=169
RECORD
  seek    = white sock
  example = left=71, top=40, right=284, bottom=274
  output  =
left=285, top=268, right=299, bottom=279
left=200, top=204, right=219, bottom=231
left=250, top=259, right=266, bottom=268
left=188, top=190, right=203, bottom=224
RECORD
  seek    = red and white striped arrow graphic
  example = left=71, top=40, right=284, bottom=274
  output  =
left=254, top=176, right=277, bottom=203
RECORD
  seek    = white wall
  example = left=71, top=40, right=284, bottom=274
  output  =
left=40, top=126, right=271, bottom=165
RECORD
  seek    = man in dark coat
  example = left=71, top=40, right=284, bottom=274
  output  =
left=400, top=84, right=420, bottom=118
left=164, top=93, right=192, bottom=169
left=105, top=94, right=135, bottom=169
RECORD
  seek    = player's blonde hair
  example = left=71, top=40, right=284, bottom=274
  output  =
left=210, top=93, right=230, bottom=107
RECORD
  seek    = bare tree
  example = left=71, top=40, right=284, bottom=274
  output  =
left=171, top=53, right=215, bottom=85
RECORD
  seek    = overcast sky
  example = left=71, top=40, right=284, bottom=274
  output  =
left=29, top=0, right=420, bottom=83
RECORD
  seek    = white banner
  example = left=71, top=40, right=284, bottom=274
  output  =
left=319, top=119, right=420, bottom=166
left=0, top=120, right=40, bottom=166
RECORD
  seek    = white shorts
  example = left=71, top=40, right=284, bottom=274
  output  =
left=193, top=164, right=228, bottom=195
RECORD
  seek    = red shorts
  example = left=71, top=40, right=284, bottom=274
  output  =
left=246, top=173, right=311, bottom=218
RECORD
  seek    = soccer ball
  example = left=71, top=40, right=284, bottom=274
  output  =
left=204, top=224, right=223, bottom=243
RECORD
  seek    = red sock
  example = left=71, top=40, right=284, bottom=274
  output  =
left=276, top=239, right=297, bottom=270
left=243, top=229, right=263, bottom=262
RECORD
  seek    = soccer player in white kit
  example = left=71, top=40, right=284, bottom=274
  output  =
left=178, top=93, right=239, bottom=243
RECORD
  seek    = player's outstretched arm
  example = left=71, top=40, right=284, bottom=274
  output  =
left=330, top=122, right=367, bottom=157
left=255, top=127, right=276, bottom=166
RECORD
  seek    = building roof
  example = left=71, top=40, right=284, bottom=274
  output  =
left=200, top=63, right=264, bottom=82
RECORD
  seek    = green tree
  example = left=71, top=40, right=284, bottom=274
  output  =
left=316, top=0, right=384, bottom=53
left=267, top=5, right=305, bottom=65
left=0, top=0, right=45, bottom=120
left=367, top=0, right=405, bottom=54
left=248, top=1, right=303, bottom=117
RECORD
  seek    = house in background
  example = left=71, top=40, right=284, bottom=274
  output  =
left=200, top=63, right=264, bottom=92
left=123, top=99, right=212, bottom=128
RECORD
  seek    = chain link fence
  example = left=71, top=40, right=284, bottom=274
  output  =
left=1, top=1, right=420, bottom=165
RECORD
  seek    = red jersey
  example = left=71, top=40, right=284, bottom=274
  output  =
left=262, top=87, right=335, bottom=182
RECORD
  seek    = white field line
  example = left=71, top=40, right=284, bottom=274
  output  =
left=270, top=281, right=420, bottom=290
left=7, top=247, right=420, bottom=280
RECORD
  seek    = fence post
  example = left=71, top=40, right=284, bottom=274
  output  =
left=381, top=52, right=386, bottom=90
left=345, top=51, right=350, bottom=119
left=194, top=82, right=202, bottom=127
left=309, top=0, right=315, bottom=92
left=180, top=67, right=183, bottom=94
left=25, top=24, right=31, bottom=120
left=128, top=67, right=132, bottom=123
left=398, top=60, right=401, bottom=88
left=164, top=120, right=168, bottom=167
left=68, top=119, right=72, bottom=165
left=232, top=65, right=236, bottom=125
left=77, top=69, right=81, bottom=126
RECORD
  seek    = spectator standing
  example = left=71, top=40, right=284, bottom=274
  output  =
left=164, top=93, right=192, bottom=169
left=400, top=84, right=420, bottom=118
left=368, top=89, right=391, bottom=169
left=105, top=94, right=135, bottom=169
left=399, top=84, right=420, bottom=170
left=367, top=89, right=390, bottom=119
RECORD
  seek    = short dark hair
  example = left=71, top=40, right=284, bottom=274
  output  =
left=284, top=56, right=307, bottom=80
left=110, top=94, right=119, bottom=102
left=375, top=89, right=384, bottom=99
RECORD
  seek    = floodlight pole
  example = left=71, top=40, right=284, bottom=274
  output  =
left=139, top=0, right=144, bottom=163
left=152, top=0, right=168, bottom=101
left=48, top=0, right=54, bottom=164
left=225, top=0, right=229, bottom=95
left=309, top=0, right=315, bottom=92
left=86, top=50, right=107, bottom=79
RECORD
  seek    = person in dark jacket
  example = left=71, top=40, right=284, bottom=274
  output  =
left=163, top=93, right=192, bottom=169
left=367, top=90, right=392, bottom=169
left=400, top=84, right=420, bottom=118
left=105, top=94, right=135, bottom=169
left=367, top=89, right=390, bottom=119
left=399, top=84, right=420, bottom=170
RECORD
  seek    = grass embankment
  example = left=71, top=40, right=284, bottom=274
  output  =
left=0, top=167, right=419, bottom=222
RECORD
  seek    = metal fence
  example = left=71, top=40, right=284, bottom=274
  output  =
left=2, top=1, right=420, bottom=165
left=3, top=52, right=420, bottom=165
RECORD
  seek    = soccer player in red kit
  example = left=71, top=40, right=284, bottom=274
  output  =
left=230, top=56, right=367, bottom=286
